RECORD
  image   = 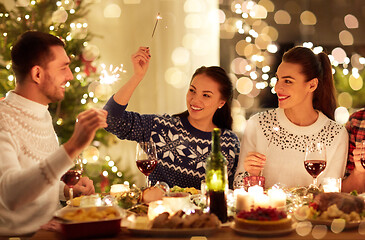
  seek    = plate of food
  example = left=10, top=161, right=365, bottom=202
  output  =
left=128, top=210, right=220, bottom=237
left=295, top=192, right=365, bottom=230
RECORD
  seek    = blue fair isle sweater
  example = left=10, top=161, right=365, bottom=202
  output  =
left=103, top=97, right=240, bottom=189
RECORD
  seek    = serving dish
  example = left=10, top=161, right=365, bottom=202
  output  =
left=55, top=206, right=123, bottom=239
left=307, top=218, right=365, bottom=230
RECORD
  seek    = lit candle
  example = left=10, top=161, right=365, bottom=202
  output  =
left=268, top=188, right=286, bottom=208
left=248, top=185, right=264, bottom=196
left=234, top=188, right=253, bottom=211
left=210, top=172, right=223, bottom=191
left=322, top=178, right=341, bottom=192
left=254, top=194, right=270, bottom=208
left=110, top=184, right=130, bottom=197
left=147, top=200, right=172, bottom=220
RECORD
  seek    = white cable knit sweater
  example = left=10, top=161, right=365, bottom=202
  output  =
left=0, top=91, right=73, bottom=236
left=234, top=108, right=348, bottom=188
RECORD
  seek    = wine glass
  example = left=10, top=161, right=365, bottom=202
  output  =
left=136, top=141, right=158, bottom=187
left=304, top=142, right=327, bottom=188
left=61, top=156, right=83, bottom=206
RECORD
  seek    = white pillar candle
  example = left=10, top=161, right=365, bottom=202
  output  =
left=248, top=185, right=264, bottom=196
left=254, top=194, right=270, bottom=208
left=234, top=188, right=254, bottom=211
left=268, top=188, right=286, bottom=208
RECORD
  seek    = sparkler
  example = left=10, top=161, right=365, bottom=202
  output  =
left=99, top=63, right=126, bottom=85
left=151, top=13, right=162, bottom=38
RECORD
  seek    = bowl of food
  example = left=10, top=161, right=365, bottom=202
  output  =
left=55, top=206, right=124, bottom=239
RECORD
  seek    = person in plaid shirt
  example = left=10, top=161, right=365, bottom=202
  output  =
left=342, top=108, right=365, bottom=193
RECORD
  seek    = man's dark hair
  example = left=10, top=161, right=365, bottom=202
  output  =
left=11, top=31, right=65, bottom=84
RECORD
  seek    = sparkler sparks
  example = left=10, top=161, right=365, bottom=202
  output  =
left=99, top=63, right=126, bottom=85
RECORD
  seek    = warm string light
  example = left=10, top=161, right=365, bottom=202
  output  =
left=99, top=63, right=126, bottom=84
left=151, top=13, right=162, bottom=38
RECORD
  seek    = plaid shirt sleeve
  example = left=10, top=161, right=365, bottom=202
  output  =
left=345, top=108, right=365, bottom=176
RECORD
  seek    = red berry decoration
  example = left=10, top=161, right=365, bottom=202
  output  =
left=237, top=207, right=287, bottom=221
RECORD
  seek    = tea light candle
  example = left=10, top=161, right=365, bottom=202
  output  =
left=254, top=194, right=270, bottom=208
left=268, top=188, right=286, bottom=208
left=322, top=178, right=341, bottom=192
left=110, top=184, right=130, bottom=197
left=148, top=200, right=172, bottom=220
left=234, top=188, right=253, bottom=211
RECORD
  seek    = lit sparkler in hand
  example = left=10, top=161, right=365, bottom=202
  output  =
left=151, top=13, right=162, bottom=38
left=99, top=63, right=126, bottom=85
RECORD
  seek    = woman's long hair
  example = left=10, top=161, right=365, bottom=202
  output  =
left=173, top=66, right=234, bottom=130
left=282, top=46, right=337, bottom=120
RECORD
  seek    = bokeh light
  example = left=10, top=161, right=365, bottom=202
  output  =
left=339, top=30, right=354, bottom=46
left=338, top=92, right=353, bottom=108
left=300, top=11, right=317, bottom=25
left=274, top=10, right=291, bottom=24
left=311, top=225, right=327, bottom=239
left=295, top=221, right=312, bottom=237
left=184, top=0, right=204, bottom=13
left=104, top=3, right=121, bottom=18
left=335, top=107, right=350, bottom=125
left=171, top=47, right=190, bottom=66
left=331, top=47, right=347, bottom=64
left=349, top=74, right=363, bottom=91
left=344, top=14, right=359, bottom=29
left=258, top=0, right=275, bottom=12
left=330, top=219, right=345, bottom=234
left=236, top=77, right=254, bottom=94
left=185, top=14, right=202, bottom=29
left=164, top=67, right=188, bottom=89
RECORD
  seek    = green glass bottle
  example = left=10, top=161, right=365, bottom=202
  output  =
left=205, top=128, right=228, bottom=223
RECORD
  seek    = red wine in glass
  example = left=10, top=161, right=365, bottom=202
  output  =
left=136, top=141, right=158, bottom=187
left=61, top=169, right=82, bottom=187
left=136, top=159, right=157, bottom=176
left=61, top=157, right=83, bottom=206
left=304, top=142, right=327, bottom=189
left=304, top=160, right=327, bottom=178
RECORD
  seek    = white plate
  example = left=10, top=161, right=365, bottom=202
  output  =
left=128, top=227, right=218, bottom=237
left=231, top=223, right=294, bottom=237
left=308, top=219, right=365, bottom=229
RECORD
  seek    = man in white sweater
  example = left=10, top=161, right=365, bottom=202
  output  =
left=0, top=31, right=108, bottom=236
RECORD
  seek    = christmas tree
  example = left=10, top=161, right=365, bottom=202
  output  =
left=0, top=0, right=134, bottom=192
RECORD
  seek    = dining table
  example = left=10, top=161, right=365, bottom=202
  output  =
left=28, top=223, right=365, bottom=240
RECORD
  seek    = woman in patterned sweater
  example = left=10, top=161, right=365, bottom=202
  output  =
left=234, top=46, right=348, bottom=188
left=103, top=47, right=240, bottom=189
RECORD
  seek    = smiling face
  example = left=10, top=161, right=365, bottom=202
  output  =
left=275, top=61, right=317, bottom=111
left=186, top=74, right=226, bottom=129
left=38, top=46, right=73, bottom=104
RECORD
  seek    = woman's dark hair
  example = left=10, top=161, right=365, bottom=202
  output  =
left=173, top=66, right=234, bottom=130
left=11, top=30, right=65, bottom=84
left=282, top=46, right=337, bottom=120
